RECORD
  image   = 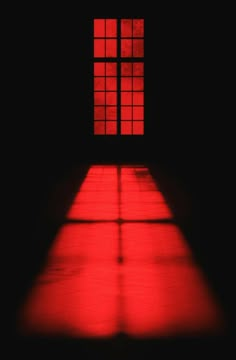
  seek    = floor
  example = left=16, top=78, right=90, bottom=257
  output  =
left=8, top=163, right=234, bottom=359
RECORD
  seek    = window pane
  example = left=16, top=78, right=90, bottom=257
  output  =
left=121, top=106, right=132, bottom=120
left=133, top=63, right=144, bottom=76
left=133, top=106, right=144, bottom=120
left=133, top=77, right=144, bottom=91
left=121, top=63, right=132, bottom=76
left=94, top=39, right=105, bottom=57
left=121, top=77, right=132, bottom=91
left=121, top=121, right=132, bottom=135
left=106, top=19, right=117, bottom=37
left=106, top=63, right=117, bottom=76
left=94, top=62, right=105, bottom=76
left=121, top=92, right=132, bottom=105
left=121, top=19, right=132, bottom=37
left=94, top=121, right=105, bottom=135
left=133, top=92, right=144, bottom=105
left=94, top=92, right=105, bottom=105
left=106, top=39, right=117, bottom=57
left=106, top=121, right=117, bottom=135
left=106, top=77, right=117, bottom=91
left=121, top=39, right=132, bottom=57
left=94, top=77, right=105, bottom=91
left=133, top=19, right=144, bottom=37
left=94, top=19, right=105, bottom=37
left=106, top=92, right=117, bottom=105
left=133, top=39, right=144, bottom=57
left=133, top=121, right=144, bottom=135
left=106, top=106, right=117, bottom=120
left=94, top=106, right=105, bottom=120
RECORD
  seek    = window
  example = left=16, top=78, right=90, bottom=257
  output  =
left=94, top=19, right=144, bottom=135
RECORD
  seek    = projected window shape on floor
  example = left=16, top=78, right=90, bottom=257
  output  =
left=94, top=19, right=144, bottom=135
left=18, top=166, right=225, bottom=338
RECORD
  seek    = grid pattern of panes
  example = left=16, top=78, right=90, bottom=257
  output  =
left=94, top=19, right=144, bottom=135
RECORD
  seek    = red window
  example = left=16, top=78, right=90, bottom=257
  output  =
left=94, top=19, right=144, bottom=135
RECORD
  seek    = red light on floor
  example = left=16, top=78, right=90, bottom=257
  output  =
left=18, top=166, right=225, bottom=338
left=123, top=264, right=223, bottom=337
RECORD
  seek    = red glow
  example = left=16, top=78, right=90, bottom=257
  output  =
left=121, top=121, right=132, bottom=135
left=106, top=92, right=117, bottom=105
left=94, top=77, right=105, bottom=91
left=133, top=92, right=144, bottom=105
left=106, top=19, right=117, bottom=37
left=121, top=39, right=132, bottom=57
left=121, top=77, right=132, bottom=91
left=94, top=92, right=105, bottom=105
left=106, top=121, right=117, bottom=134
left=121, top=92, right=132, bottom=105
left=94, top=62, right=105, bottom=76
left=121, top=106, right=132, bottom=120
left=19, top=166, right=224, bottom=338
left=94, top=106, right=105, bottom=120
left=121, top=19, right=132, bottom=37
left=94, top=121, right=105, bottom=135
left=106, top=77, right=117, bottom=90
left=133, top=62, right=144, bottom=76
left=94, top=39, right=105, bottom=57
left=94, top=19, right=105, bottom=38
left=123, top=264, right=223, bottom=337
left=133, top=77, right=144, bottom=90
left=133, top=19, right=144, bottom=37
left=133, top=106, right=144, bottom=120
left=106, top=63, right=117, bottom=76
left=106, top=39, right=117, bottom=57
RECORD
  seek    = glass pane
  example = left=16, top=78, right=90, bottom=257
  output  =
left=133, top=39, right=144, bottom=57
left=94, top=106, right=105, bottom=120
left=133, top=92, right=144, bottom=105
left=121, top=106, right=132, bottom=120
left=106, top=106, right=117, bottom=120
left=133, top=77, right=144, bottom=91
left=133, top=63, right=144, bottom=76
left=133, top=106, right=144, bottom=120
left=121, top=77, right=132, bottom=91
left=121, top=19, right=132, bottom=37
left=121, top=39, right=132, bottom=57
left=121, top=63, right=132, bottom=76
left=94, top=92, right=105, bottom=105
left=94, top=62, right=105, bottom=76
left=106, top=63, right=117, bottom=76
left=106, top=92, right=117, bottom=105
left=106, top=39, right=117, bottom=57
left=106, top=77, right=117, bottom=91
left=94, top=39, right=105, bottom=57
left=94, top=121, right=105, bottom=134
left=121, top=92, right=132, bottom=105
left=121, top=121, right=132, bottom=135
left=106, top=121, right=117, bottom=135
left=106, top=19, right=117, bottom=37
left=133, top=121, right=144, bottom=135
left=94, top=77, right=105, bottom=91
left=133, top=19, right=144, bottom=37
left=94, top=19, right=105, bottom=37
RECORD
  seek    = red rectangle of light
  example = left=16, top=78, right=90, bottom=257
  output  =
left=121, top=19, right=132, bottom=37
left=94, top=19, right=105, bottom=37
left=106, top=19, right=117, bottom=37
left=121, top=39, right=132, bottom=57
left=106, top=39, right=117, bottom=57
left=94, top=39, right=105, bottom=57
